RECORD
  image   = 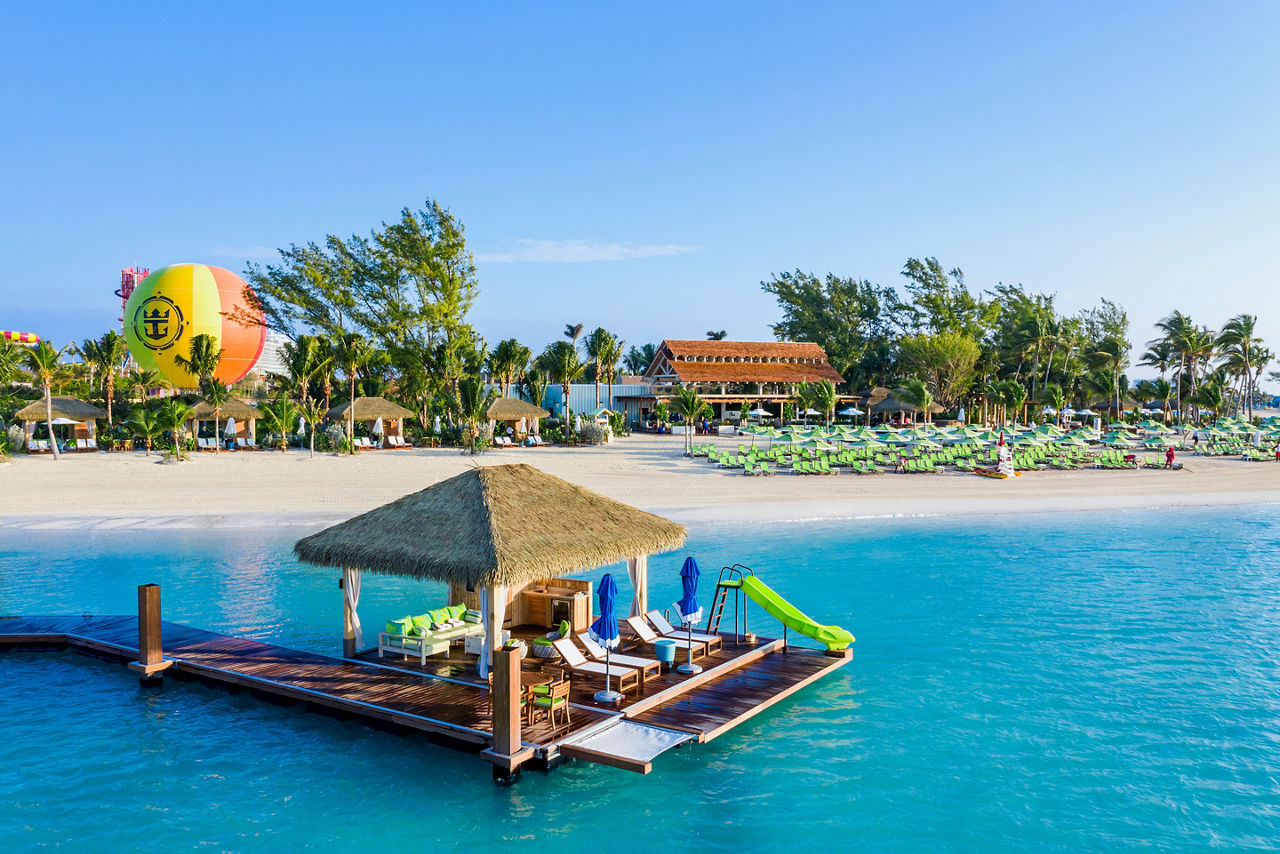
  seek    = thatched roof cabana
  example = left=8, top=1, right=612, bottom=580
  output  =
left=15, top=397, right=107, bottom=422
left=296, top=464, right=686, bottom=682
left=295, top=464, right=685, bottom=587
left=191, top=397, right=261, bottom=420
left=325, top=396, right=414, bottom=422
left=486, top=397, right=549, bottom=422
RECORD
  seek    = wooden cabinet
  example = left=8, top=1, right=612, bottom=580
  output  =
left=525, top=595, right=547, bottom=626
left=519, top=586, right=592, bottom=633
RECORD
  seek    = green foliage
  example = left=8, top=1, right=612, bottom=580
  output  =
left=898, top=378, right=935, bottom=423
left=899, top=257, right=998, bottom=339
left=795, top=379, right=837, bottom=424
left=762, top=270, right=902, bottom=389
left=260, top=398, right=299, bottom=451
left=537, top=340, right=585, bottom=417
left=623, top=344, right=657, bottom=374
left=125, top=409, right=162, bottom=455
left=487, top=338, right=532, bottom=397
left=174, top=333, right=224, bottom=386
left=452, top=375, right=499, bottom=455
left=897, top=331, right=981, bottom=408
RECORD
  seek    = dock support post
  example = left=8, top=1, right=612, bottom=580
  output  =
left=128, top=583, right=172, bottom=682
left=481, top=647, right=532, bottom=784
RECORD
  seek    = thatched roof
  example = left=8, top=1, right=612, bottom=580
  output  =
left=294, top=464, right=687, bottom=588
left=487, top=397, right=549, bottom=421
left=15, top=397, right=106, bottom=422
left=860, top=387, right=892, bottom=407
left=870, top=395, right=944, bottom=415
left=191, top=397, right=261, bottom=420
left=326, top=396, right=414, bottom=421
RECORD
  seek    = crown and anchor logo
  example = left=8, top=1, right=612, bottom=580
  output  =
left=132, top=295, right=186, bottom=352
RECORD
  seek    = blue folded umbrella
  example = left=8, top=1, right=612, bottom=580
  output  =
left=675, top=556, right=702, bottom=626
left=589, top=573, right=620, bottom=650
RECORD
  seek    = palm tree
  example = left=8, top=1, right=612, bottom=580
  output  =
left=518, top=366, right=549, bottom=410
left=260, top=398, right=298, bottom=452
left=201, top=378, right=232, bottom=454
left=97, top=331, right=129, bottom=425
left=1088, top=337, right=1128, bottom=420
left=670, top=386, right=709, bottom=455
left=598, top=334, right=625, bottom=410
left=487, top=338, right=531, bottom=398
left=336, top=332, right=373, bottom=454
left=1217, top=314, right=1261, bottom=419
left=1039, top=382, right=1065, bottom=424
left=76, top=337, right=103, bottom=400
left=173, top=333, right=224, bottom=388
left=899, top=378, right=935, bottom=425
left=157, top=398, right=195, bottom=454
left=279, top=334, right=330, bottom=410
left=125, top=408, right=163, bottom=456
left=453, top=375, right=498, bottom=454
left=1154, top=311, right=1195, bottom=423
left=583, top=327, right=618, bottom=409
left=537, top=340, right=585, bottom=421
left=564, top=323, right=584, bottom=346
left=24, top=341, right=68, bottom=461
left=706, top=330, right=727, bottom=340
left=796, top=379, right=838, bottom=427
left=0, top=338, right=23, bottom=388
left=624, top=343, right=657, bottom=374
left=298, top=399, right=327, bottom=459
left=999, top=380, right=1027, bottom=427
left=1192, top=380, right=1225, bottom=424
left=127, top=368, right=167, bottom=401
left=313, top=335, right=338, bottom=412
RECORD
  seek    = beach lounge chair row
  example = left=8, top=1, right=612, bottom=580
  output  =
left=26, top=440, right=52, bottom=453
left=385, top=435, right=412, bottom=449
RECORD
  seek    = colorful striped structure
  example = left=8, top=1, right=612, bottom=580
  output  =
left=123, top=263, right=266, bottom=388
left=2, top=330, right=40, bottom=344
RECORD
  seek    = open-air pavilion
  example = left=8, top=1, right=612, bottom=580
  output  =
left=325, top=396, right=414, bottom=447
left=191, top=397, right=260, bottom=449
left=16, top=397, right=107, bottom=452
left=486, top=396, right=549, bottom=441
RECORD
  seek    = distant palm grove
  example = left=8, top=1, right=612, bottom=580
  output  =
left=1, top=200, right=1275, bottom=458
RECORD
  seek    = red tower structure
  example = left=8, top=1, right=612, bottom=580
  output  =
left=116, top=266, right=150, bottom=325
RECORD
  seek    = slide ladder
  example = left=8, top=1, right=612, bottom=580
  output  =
left=706, top=564, right=853, bottom=651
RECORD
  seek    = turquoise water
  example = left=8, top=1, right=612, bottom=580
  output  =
left=3, top=505, right=1280, bottom=851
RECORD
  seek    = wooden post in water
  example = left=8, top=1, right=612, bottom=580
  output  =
left=128, top=583, right=172, bottom=681
left=481, top=647, right=531, bottom=783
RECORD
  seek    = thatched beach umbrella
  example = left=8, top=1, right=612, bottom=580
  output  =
left=486, top=397, right=549, bottom=422
left=294, top=464, right=687, bottom=671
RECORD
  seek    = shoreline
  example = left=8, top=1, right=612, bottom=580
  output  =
left=3, top=434, right=1278, bottom=532
left=3, top=489, right=1278, bottom=532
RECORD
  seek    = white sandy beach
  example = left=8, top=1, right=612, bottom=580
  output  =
left=2, top=433, right=1277, bottom=530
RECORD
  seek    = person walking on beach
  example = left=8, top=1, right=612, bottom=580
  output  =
left=1165, top=446, right=1176, bottom=469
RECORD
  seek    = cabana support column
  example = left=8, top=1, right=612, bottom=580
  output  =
left=341, top=566, right=363, bottom=658
left=627, top=555, right=648, bottom=617
left=478, top=585, right=508, bottom=679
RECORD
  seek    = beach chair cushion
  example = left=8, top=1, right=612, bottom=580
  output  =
left=463, top=609, right=482, bottom=624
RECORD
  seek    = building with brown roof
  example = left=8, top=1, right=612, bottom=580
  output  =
left=613, top=339, right=851, bottom=427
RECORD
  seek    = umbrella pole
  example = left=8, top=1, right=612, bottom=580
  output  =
left=678, top=621, right=702, bottom=675
left=594, top=645, right=622, bottom=704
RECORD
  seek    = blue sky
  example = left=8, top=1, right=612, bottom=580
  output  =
left=3, top=2, right=1278, bottom=377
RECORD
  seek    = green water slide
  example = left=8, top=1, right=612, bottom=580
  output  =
left=735, top=576, right=855, bottom=651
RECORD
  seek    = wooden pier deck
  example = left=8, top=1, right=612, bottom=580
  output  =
left=1, top=614, right=850, bottom=774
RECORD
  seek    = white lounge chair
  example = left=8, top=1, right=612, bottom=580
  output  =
left=85, top=438, right=98, bottom=451
left=577, top=634, right=661, bottom=683
left=646, top=610, right=725, bottom=651
left=528, top=435, right=547, bottom=447
left=625, top=616, right=707, bottom=659
left=550, top=638, right=641, bottom=693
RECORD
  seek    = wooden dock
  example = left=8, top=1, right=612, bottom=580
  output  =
left=0, top=614, right=849, bottom=775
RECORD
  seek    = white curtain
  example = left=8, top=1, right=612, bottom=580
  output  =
left=342, top=566, right=363, bottom=651
left=627, top=555, right=648, bottom=617
left=479, top=585, right=508, bottom=678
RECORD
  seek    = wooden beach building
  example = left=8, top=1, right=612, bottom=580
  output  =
left=615, top=339, right=854, bottom=424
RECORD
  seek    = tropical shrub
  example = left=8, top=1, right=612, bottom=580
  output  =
left=576, top=424, right=606, bottom=445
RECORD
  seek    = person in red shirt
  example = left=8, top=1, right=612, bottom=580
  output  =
left=1165, top=446, right=1176, bottom=469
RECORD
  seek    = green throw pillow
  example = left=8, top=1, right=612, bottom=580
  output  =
left=463, top=612, right=481, bottom=624
left=448, top=604, right=466, bottom=620
left=387, top=618, right=413, bottom=636
left=429, top=608, right=450, bottom=625
left=558, top=620, right=571, bottom=638
left=411, top=613, right=432, bottom=628
left=409, top=625, right=430, bottom=638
